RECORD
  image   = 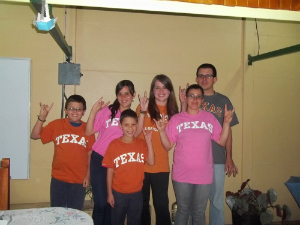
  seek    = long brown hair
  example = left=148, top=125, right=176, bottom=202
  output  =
left=109, top=80, right=135, bottom=120
left=148, top=74, right=178, bottom=121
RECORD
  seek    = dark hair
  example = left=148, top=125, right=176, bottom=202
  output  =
left=109, top=80, right=135, bottom=120
left=65, top=94, right=86, bottom=110
left=120, top=109, right=138, bottom=124
left=148, top=74, right=179, bottom=121
left=196, top=63, right=217, bottom=78
left=186, top=84, right=204, bottom=96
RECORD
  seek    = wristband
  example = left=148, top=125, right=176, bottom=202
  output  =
left=140, top=110, right=147, bottom=115
left=37, top=116, right=46, bottom=122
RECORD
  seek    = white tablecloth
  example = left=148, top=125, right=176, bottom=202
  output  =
left=0, top=207, right=93, bottom=225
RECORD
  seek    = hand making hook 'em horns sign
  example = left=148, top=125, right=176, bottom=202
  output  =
left=223, top=104, right=235, bottom=124
left=142, top=129, right=153, bottom=143
left=138, top=91, right=149, bottom=111
left=153, top=113, right=167, bottom=131
left=91, top=97, right=110, bottom=113
left=39, top=102, right=54, bottom=119
left=179, top=83, right=189, bottom=103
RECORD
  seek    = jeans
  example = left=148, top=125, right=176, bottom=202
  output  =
left=141, top=172, right=171, bottom=225
left=90, top=151, right=111, bottom=225
left=112, top=189, right=143, bottom=225
left=173, top=180, right=211, bottom=225
left=50, top=177, right=85, bottom=210
left=190, top=164, right=225, bottom=225
left=209, top=164, right=225, bottom=225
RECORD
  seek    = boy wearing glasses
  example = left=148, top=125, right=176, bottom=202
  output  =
left=31, top=94, right=95, bottom=210
left=195, top=63, right=239, bottom=225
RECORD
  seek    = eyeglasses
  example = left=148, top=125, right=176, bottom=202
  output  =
left=67, top=107, right=83, bottom=112
left=187, top=94, right=203, bottom=100
left=197, top=74, right=214, bottom=79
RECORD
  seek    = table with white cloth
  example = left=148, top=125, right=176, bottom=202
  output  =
left=0, top=207, right=92, bottom=225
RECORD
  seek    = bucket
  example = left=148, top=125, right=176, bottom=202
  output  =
left=232, top=210, right=262, bottom=225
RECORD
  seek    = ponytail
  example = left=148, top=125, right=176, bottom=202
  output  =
left=109, top=99, right=120, bottom=121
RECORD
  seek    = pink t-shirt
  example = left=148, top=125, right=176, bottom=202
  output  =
left=92, top=106, right=123, bottom=156
left=166, top=111, right=222, bottom=184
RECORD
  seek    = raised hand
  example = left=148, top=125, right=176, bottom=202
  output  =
left=39, top=102, right=54, bottom=120
left=224, top=104, right=235, bottom=124
left=91, top=97, right=110, bottom=113
left=31, top=102, right=54, bottom=139
left=153, top=113, right=167, bottom=131
left=138, top=91, right=149, bottom=111
left=179, top=83, right=189, bottom=103
left=143, top=129, right=153, bottom=143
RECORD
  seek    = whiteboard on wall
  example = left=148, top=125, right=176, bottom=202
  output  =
left=0, top=57, right=30, bottom=179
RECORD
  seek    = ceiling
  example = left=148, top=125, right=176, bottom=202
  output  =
left=2, top=0, right=300, bottom=22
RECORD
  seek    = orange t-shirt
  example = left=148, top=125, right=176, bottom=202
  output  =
left=40, top=118, right=95, bottom=184
left=136, top=104, right=170, bottom=173
left=102, top=137, right=148, bottom=194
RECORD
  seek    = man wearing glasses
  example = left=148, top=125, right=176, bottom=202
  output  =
left=195, top=63, right=239, bottom=225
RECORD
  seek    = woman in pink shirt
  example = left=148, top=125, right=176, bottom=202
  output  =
left=85, top=80, right=136, bottom=225
left=154, top=84, right=234, bottom=225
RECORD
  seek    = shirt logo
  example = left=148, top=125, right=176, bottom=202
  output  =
left=176, top=121, right=213, bottom=133
left=201, top=102, right=222, bottom=117
left=114, top=152, right=144, bottom=168
left=105, top=118, right=120, bottom=128
left=55, top=134, right=87, bottom=147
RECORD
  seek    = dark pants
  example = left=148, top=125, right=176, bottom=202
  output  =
left=50, top=177, right=85, bottom=210
left=90, top=151, right=111, bottom=225
left=112, top=189, right=143, bottom=225
left=141, top=172, right=171, bottom=225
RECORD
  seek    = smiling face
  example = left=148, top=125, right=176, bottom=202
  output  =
left=117, top=86, right=136, bottom=111
left=196, top=68, right=217, bottom=93
left=64, top=102, right=85, bottom=123
left=153, top=80, right=170, bottom=106
left=186, top=88, right=204, bottom=113
left=119, top=116, right=138, bottom=139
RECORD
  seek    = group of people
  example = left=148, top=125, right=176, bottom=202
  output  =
left=31, top=63, right=239, bottom=225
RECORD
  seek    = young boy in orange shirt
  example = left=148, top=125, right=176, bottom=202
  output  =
left=31, top=95, right=95, bottom=210
left=102, top=109, right=155, bottom=225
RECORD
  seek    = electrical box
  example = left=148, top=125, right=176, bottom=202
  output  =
left=58, top=63, right=81, bottom=85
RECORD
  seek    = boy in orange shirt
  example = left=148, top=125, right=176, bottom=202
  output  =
left=102, top=109, right=155, bottom=225
left=31, top=95, right=95, bottom=210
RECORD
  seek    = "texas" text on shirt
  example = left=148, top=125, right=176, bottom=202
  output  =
left=114, top=152, right=144, bottom=168
left=176, top=121, right=213, bottom=133
left=55, top=134, right=88, bottom=147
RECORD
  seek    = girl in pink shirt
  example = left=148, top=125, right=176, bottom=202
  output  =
left=154, top=84, right=234, bottom=225
left=85, top=80, right=136, bottom=225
